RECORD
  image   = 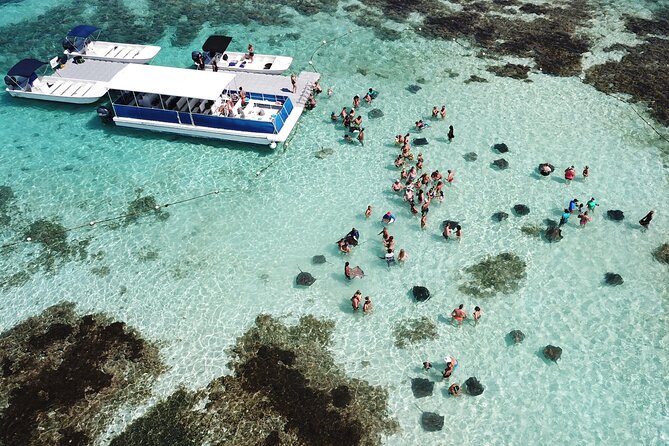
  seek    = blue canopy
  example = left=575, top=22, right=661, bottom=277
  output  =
left=66, top=25, right=99, bottom=38
left=7, top=59, right=47, bottom=77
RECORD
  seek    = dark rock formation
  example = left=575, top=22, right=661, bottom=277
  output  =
left=411, top=378, right=434, bottom=398
left=464, top=377, right=484, bottom=396
left=406, top=84, right=422, bottom=93
left=393, top=317, right=438, bottom=348
left=543, top=345, right=562, bottom=362
left=492, top=158, right=509, bottom=169
left=368, top=109, right=384, bottom=118
left=508, top=330, right=525, bottom=344
left=604, top=273, right=623, bottom=286
left=545, top=226, right=563, bottom=242
left=488, top=63, right=530, bottom=79
left=421, top=412, right=444, bottom=431
left=607, top=210, right=625, bottom=221
left=493, top=211, right=509, bottom=222
left=330, top=385, right=352, bottom=408
left=464, top=152, right=478, bottom=161
left=412, top=286, right=431, bottom=302
left=312, top=255, right=327, bottom=264
left=296, top=271, right=316, bottom=286
left=493, top=143, right=509, bottom=153
left=414, top=137, right=429, bottom=145
left=513, top=204, right=530, bottom=216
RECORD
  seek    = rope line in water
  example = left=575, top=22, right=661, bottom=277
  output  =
left=1, top=189, right=233, bottom=249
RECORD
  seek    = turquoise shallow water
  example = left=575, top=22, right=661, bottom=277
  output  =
left=1, top=1, right=668, bottom=444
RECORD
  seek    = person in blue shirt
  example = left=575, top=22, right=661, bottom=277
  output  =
left=568, top=198, right=579, bottom=213
left=559, top=209, right=571, bottom=227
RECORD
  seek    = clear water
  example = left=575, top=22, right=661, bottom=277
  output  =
left=0, top=1, right=668, bottom=445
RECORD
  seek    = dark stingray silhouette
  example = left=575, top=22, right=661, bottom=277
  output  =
left=312, top=255, right=327, bottom=264
left=296, top=270, right=316, bottom=286
left=421, top=412, right=444, bottom=431
left=543, top=345, right=562, bottom=362
left=508, top=330, right=525, bottom=344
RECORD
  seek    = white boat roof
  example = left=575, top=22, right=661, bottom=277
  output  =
left=108, top=64, right=236, bottom=100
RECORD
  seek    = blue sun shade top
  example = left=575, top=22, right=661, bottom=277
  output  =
left=67, top=25, right=99, bottom=38
left=7, top=59, right=47, bottom=77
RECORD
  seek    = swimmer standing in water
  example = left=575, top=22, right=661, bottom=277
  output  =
left=365, top=205, right=372, bottom=218
left=363, top=296, right=372, bottom=313
left=473, top=306, right=482, bottom=326
left=451, top=304, right=467, bottom=326
left=398, top=248, right=408, bottom=264
left=351, top=290, right=362, bottom=311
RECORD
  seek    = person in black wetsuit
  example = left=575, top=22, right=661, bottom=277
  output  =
left=639, top=210, right=654, bottom=229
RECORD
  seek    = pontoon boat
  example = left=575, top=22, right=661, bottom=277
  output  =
left=191, top=35, right=292, bottom=75
left=5, top=58, right=108, bottom=104
left=63, top=25, right=160, bottom=64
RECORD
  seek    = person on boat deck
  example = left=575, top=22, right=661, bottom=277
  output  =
left=238, top=87, right=246, bottom=106
left=211, top=59, right=218, bottom=72
left=246, top=43, right=254, bottom=61
left=196, top=53, right=205, bottom=70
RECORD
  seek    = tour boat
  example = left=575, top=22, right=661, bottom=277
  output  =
left=97, top=64, right=313, bottom=148
left=191, top=35, right=292, bottom=75
left=4, top=58, right=108, bottom=104
left=62, top=25, right=160, bottom=64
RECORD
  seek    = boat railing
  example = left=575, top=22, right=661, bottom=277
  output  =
left=111, top=90, right=294, bottom=134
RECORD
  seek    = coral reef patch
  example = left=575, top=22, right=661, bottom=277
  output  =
left=0, top=302, right=164, bottom=446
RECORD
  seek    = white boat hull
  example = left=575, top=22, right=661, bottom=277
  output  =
left=199, top=52, right=292, bottom=75
left=6, top=76, right=107, bottom=104
left=66, top=41, right=161, bottom=64
left=113, top=116, right=282, bottom=147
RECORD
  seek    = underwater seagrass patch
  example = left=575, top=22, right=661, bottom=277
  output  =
left=458, top=252, right=527, bottom=297
left=393, top=316, right=438, bottom=348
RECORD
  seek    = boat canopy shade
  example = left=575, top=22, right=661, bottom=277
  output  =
left=108, top=64, right=236, bottom=100
left=67, top=25, right=99, bottom=38
left=202, top=35, right=232, bottom=54
left=7, top=59, right=47, bottom=77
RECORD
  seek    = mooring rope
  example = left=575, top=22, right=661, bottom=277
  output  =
left=0, top=189, right=236, bottom=249
left=308, top=29, right=354, bottom=73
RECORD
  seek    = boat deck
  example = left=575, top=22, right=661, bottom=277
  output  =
left=51, top=59, right=320, bottom=146
left=55, top=59, right=128, bottom=82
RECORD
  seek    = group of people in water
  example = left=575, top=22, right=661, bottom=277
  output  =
left=390, top=117, right=459, bottom=234
left=329, top=89, right=379, bottom=145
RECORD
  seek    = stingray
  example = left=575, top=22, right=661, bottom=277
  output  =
left=493, top=143, right=509, bottom=153
left=464, top=152, right=478, bottom=161
left=420, top=412, right=444, bottom=432
left=414, top=137, right=429, bottom=145
left=368, top=109, right=384, bottom=118
left=406, top=84, right=422, bottom=93
left=314, top=148, right=334, bottom=159
left=312, top=255, right=327, bottom=264
left=296, top=269, right=316, bottom=286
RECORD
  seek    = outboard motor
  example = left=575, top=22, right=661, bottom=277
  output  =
left=96, top=106, right=114, bottom=123
left=191, top=51, right=202, bottom=63
left=62, top=39, right=76, bottom=52
left=4, top=75, right=18, bottom=89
